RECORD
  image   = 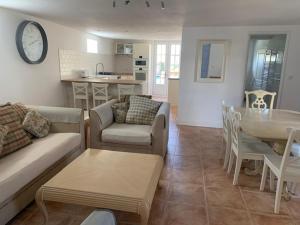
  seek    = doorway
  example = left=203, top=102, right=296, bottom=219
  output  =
left=244, top=34, right=287, bottom=107
left=152, top=41, right=181, bottom=99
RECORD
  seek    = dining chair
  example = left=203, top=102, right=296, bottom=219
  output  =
left=260, top=128, right=300, bottom=214
left=245, top=90, right=277, bottom=110
left=227, top=108, right=276, bottom=185
left=222, top=102, right=262, bottom=170
left=222, top=101, right=231, bottom=169
left=91, top=83, right=112, bottom=107
left=72, top=82, right=89, bottom=110
left=117, top=84, right=135, bottom=100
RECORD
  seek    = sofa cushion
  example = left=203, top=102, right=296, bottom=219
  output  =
left=111, top=102, right=129, bottom=123
left=0, top=105, right=32, bottom=157
left=23, top=110, right=51, bottom=138
left=0, top=133, right=81, bottom=204
left=126, top=96, right=162, bottom=125
left=102, top=123, right=152, bottom=145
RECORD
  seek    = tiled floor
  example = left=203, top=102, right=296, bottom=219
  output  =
left=8, top=107, right=300, bottom=225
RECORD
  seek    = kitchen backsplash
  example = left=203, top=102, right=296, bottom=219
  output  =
left=59, top=49, right=115, bottom=78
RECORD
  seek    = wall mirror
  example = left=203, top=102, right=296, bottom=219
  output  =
left=195, top=40, right=229, bottom=82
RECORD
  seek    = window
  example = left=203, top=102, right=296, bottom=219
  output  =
left=169, top=44, right=181, bottom=79
left=155, top=44, right=167, bottom=85
left=87, top=39, right=98, bottom=54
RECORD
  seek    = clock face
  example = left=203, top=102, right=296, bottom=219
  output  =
left=22, top=24, right=44, bottom=62
left=16, top=21, right=48, bottom=64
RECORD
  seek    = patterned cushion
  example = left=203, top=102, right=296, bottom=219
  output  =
left=111, top=102, right=129, bottom=123
left=126, top=96, right=162, bottom=125
left=120, top=95, right=152, bottom=103
left=10, top=103, right=29, bottom=122
left=10, top=103, right=34, bottom=139
left=23, top=110, right=51, bottom=138
left=0, top=105, right=32, bottom=157
left=0, top=125, right=9, bottom=153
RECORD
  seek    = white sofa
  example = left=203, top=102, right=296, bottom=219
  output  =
left=0, top=106, right=85, bottom=225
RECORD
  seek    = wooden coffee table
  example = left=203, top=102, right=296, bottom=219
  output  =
left=35, top=149, right=163, bottom=225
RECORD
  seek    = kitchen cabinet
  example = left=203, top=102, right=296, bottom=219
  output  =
left=133, top=43, right=150, bottom=58
left=115, top=43, right=133, bottom=55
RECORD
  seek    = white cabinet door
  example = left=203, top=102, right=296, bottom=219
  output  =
left=133, top=43, right=150, bottom=58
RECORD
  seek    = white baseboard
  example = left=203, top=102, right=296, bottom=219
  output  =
left=176, top=118, right=222, bottom=128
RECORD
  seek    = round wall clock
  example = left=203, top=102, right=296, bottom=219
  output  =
left=16, top=20, right=48, bottom=64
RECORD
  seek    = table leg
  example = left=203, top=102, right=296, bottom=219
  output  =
left=35, top=188, right=49, bottom=225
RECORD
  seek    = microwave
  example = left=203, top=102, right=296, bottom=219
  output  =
left=134, top=58, right=148, bottom=68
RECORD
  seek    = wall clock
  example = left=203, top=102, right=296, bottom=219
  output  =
left=16, top=20, right=48, bottom=64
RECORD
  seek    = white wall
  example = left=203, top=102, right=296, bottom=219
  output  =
left=168, top=79, right=180, bottom=106
left=0, top=7, right=114, bottom=106
left=178, top=26, right=300, bottom=128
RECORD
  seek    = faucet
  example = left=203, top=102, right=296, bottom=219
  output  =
left=96, top=63, right=104, bottom=76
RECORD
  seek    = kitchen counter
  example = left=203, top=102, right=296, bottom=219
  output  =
left=61, top=77, right=143, bottom=85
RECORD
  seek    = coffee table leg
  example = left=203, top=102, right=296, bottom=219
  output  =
left=35, top=189, right=49, bottom=225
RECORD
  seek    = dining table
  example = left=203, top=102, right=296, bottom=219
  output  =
left=236, top=107, right=300, bottom=154
left=235, top=107, right=300, bottom=199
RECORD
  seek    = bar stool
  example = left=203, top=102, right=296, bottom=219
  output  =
left=117, top=84, right=135, bottom=100
left=72, top=82, right=89, bottom=110
left=91, top=83, right=112, bottom=107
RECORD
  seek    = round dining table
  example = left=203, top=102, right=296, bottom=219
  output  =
left=235, top=107, right=300, bottom=199
left=236, top=108, right=300, bottom=141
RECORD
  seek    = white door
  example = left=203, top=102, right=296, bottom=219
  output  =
left=152, top=42, right=181, bottom=97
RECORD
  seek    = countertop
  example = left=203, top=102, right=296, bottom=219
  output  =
left=61, top=77, right=143, bottom=85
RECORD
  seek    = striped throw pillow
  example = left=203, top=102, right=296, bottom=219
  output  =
left=0, top=105, right=32, bottom=157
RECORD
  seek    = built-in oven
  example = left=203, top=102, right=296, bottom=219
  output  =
left=134, top=58, right=148, bottom=68
left=134, top=67, right=147, bottom=81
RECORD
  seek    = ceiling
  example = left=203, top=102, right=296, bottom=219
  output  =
left=1, top=0, right=300, bottom=40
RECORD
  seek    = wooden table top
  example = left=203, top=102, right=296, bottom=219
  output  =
left=61, top=77, right=143, bottom=85
left=235, top=108, right=300, bottom=140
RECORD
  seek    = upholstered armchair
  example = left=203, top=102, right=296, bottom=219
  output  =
left=89, top=99, right=170, bottom=157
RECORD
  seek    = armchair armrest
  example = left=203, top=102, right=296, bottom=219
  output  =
left=89, top=99, right=117, bottom=148
left=151, top=102, right=170, bottom=156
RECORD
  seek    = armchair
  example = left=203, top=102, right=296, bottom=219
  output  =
left=89, top=99, right=170, bottom=157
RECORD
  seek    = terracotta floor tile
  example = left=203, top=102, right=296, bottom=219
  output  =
left=205, top=168, right=233, bottom=188
left=148, top=199, right=166, bottom=225
left=168, top=182, right=205, bottom=206
left=208, top=206, right=252, bottom=225
left=206, top=186, right=245, bottom=209
left=251, top=213, right=294, bottom=225
left=25, top=210, right=73, bottom=225
left=154, top=180, right=169, bottom=200
left=170, top=168, right=203, bottom=185
left=172, top=155, right=202, bottom=170
left=286, top=198, right=300, bottom=219
left=242, top=190, right=290, bottom=215
left=165, top=202, right=207, bottom=225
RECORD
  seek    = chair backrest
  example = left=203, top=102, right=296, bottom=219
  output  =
left=228, top=108, right=241, bottom=154
left=221, top=101, right=229, bottom=140
left=118, top=84, right=135, bottom=100
left=92, top=83, right=109, bottom=99
left=72, top=82, right=89, bottom=99
left=279, top=128, right=300, bottom=176
left=245, top=90, right=277, bottom=110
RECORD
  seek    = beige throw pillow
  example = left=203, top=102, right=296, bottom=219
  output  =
left=23, top=110, right=51, bottom=138
left=126, top=96, right=162, bottom=125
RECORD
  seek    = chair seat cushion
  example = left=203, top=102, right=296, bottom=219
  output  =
left=239, top=140, right=274, bottom=159
left=0, top=133, right=81, bottom=204
left=102, top=123, right=152, bottom=145
left=265, top=153, right=300, bottom=178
